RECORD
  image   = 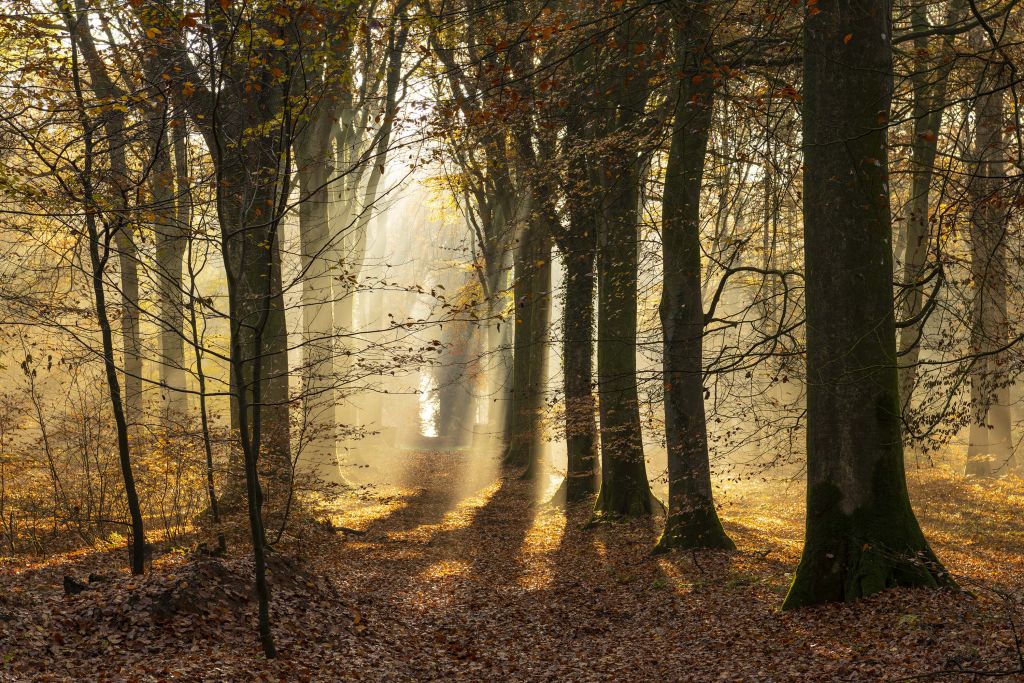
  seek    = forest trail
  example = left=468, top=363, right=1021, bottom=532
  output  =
left=322, top=452, right=1024, bottom=681
left=3, top=450, right=1024, bottom=681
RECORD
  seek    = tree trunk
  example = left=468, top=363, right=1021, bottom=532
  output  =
left=593, top=152, right=652, bottom=518
left=435, top=317, right=478, bottom=449
left=67, top=33, right=146, bottom=575
left=655, top=12, right=733, bottom=552
left=221, top=185, right=292, bottom=481
left=897, top=0, right=961, bottom=417
left=784, top=0, right=951, bottom=609
left=965, top=50, right=1010, bottom=476
left=591, top=13, right=654, bottom=520
left=296, top=129, right=339, bottom=475
left=152, top=112, right=188, bottom=425
left=559, top=221, right=598, bottom=501
left=503, top=218, right=552, bottom=474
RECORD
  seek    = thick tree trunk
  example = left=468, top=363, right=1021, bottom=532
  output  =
left=218, top=167, right=292, bottom=482
left=655, top=13, right=733, bottom=552
left=503, top=219, right=552, bottom=474
left=591, top=13, right=654, bottom=520
left=784, top=0, right=950, bottom=609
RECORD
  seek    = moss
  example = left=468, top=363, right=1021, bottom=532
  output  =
left=590, top=477, right=659, bottom=523
left=653, top=506, right=735, bottom=553
left=783, top=479, right=954, bottom=610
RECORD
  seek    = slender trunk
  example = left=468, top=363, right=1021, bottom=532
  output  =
left=655, top=12, right=733, bottom=552
left=560, top=224, right=598, bottom=501
left=966, top=51, right=1010, bottom=476
left=227, top=280, right=276, bottom=658
left=67, top=18, right=146, bottom=576
left=897, top=1, right=961, bottom=414
left=216, top=166, right=287, bottom=660
left=67, top=5, right=144, bottom=432
left=152, top=111, right=188, bottom=424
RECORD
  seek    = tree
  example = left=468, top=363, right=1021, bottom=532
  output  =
left=591, top=5, right=657, bottom=519
left=655, top=2, right=734, bottom=552
left=964, top=36, right=1011, bottom=477
left=64, top=11, right=147, bottom=575
left=784, top=0, right=951, bottom=608
left=895, top=0, right=962, bottom=418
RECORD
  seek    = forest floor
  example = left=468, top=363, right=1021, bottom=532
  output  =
left=3, top=451, right=1024, bottom=682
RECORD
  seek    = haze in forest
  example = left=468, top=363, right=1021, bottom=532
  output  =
left=0, top=0, right=1022, bottom=678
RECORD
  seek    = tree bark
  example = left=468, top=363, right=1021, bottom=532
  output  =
left=592, top=14, right=655, bottom=519
left=655, top=9, right=733, bottom=552
left=66, top=31, right=146, bottom=575
left=559, top=217, right=598, bottom=501
left=784, top=0, right=951, bottom=609
left=296, top=114, right=339, bottom=475
left=503, top=218, right=552, bottom=474
left=151, top=107, right=188, bottom=425
left=897, top=0, right=961, bottom=417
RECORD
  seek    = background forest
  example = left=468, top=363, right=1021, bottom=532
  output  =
left=0, top=0, right=1023, bottom=679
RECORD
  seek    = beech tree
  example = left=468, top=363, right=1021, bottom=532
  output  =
left=656, top=1, right=733, bottom=551
left=784, top=0, right=951, bottom=608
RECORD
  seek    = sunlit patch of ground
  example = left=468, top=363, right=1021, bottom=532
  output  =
left=514, top=504, right=566, bottom=590
left=4, top=451, right=1024, bottom=681
left=385, top=479, right=503, bottom=543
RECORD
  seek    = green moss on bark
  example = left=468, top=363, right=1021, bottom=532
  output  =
left=654, top=506, right=735, bottom=553
left=591, top=475, right=659, bottom=522
left=782, top=480, right=954, bottom=610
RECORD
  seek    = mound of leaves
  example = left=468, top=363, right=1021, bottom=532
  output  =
left=0, top=540, right=359, bottom=680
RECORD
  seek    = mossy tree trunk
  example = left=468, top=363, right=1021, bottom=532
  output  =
left=655, top=7, right=733, bottom=552
left=784, top=0, right=951, bottom=609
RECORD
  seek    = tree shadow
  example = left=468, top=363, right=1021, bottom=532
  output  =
left=348, top=449, right=499, bottom=537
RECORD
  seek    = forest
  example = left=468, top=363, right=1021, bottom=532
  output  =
left=0, top=0, right=1022, bottom=679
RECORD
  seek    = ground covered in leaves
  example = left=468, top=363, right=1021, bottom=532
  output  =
left=3, top=451, right=1024, bottom=681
